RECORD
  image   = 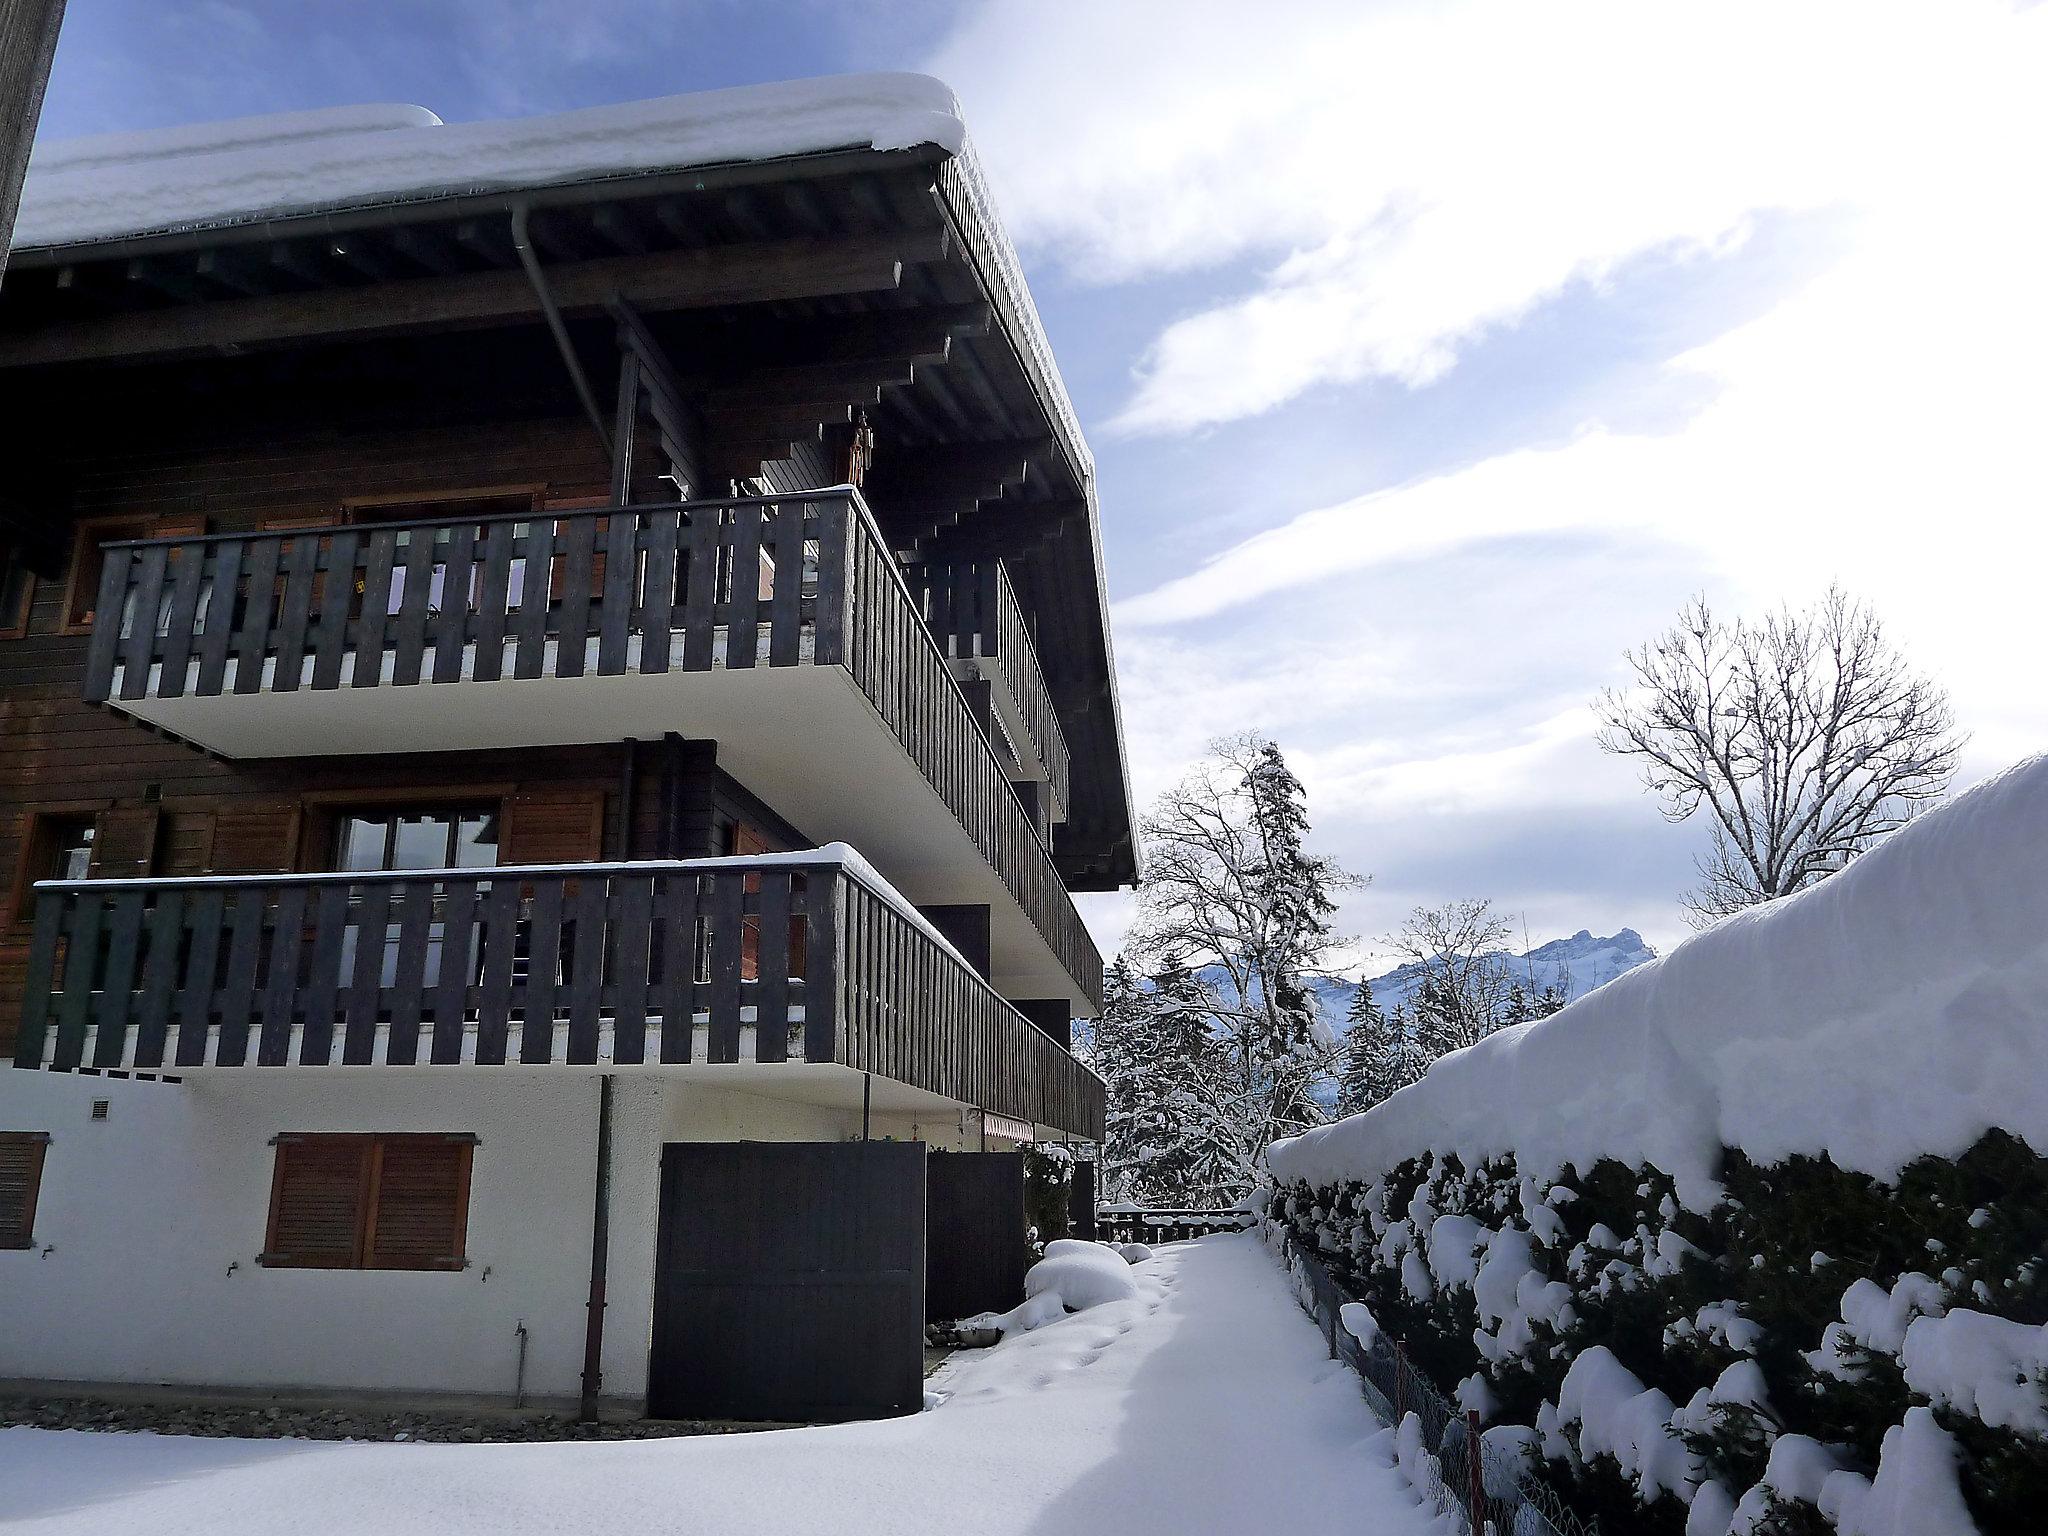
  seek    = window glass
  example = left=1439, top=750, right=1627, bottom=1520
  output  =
left=454, top=811, right=500, bottom=868
left=391, top=814, right=450, bottom=871
left=48, top=819, right=94, bottom=882
left=338, top=816, right=388, bottom=872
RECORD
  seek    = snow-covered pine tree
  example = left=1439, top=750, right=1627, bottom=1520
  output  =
left=1125, top=733, right=1359, bottom=1196
left=1089, top=953, right=1240, bottom=1206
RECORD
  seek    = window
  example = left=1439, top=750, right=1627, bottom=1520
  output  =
left=59, top=515, right=206, bottom=634
left=261, top=1134, right=473, bottom=1270
left=1, top=1133, right=50, bottom=1249
left=337, top=807, right=500, bottom=872
left=9, top=811, right=100, bottom=926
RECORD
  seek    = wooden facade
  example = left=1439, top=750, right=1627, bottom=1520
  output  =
left=0, top=112, right=1127, bottom=1142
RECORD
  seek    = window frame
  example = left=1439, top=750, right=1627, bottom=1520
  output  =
left=1, top=1131, right=51, bottom=1250
left=259, top=1132, right=476, bottom=1272
left=8, top=802, right=110, bottom=927
left=0, top=557, right=34, bottom=640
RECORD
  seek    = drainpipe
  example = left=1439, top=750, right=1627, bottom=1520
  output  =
left=509, top=202, right=613, bottom=456
left=578, top=1073, right=614, bottom=1424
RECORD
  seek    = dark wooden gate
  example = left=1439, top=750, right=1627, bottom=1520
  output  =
left=925, top=1149, right=1028, bottom=1323
left=648, top=1140, right=925, bottom=1422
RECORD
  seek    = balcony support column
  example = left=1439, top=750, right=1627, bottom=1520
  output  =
left=578, top=1072, right=615, bottom=1424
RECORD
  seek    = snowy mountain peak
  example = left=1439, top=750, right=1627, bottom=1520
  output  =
left=1308, top=926, right=1659, bottom=1034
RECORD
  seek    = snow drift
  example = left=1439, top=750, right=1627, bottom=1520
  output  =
left=1271, top=753, right=2048, bottom=1208
left=17, top=74, right=966, bottom=251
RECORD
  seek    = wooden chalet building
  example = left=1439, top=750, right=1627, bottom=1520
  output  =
left=0, top=75, right=1135, bottom=1422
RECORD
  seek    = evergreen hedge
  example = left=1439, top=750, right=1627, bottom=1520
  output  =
left=1268, top=1130, right=2048, bottom=1533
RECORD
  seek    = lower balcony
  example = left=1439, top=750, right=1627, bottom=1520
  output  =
left=10, top=854, right=1104, bottom=1141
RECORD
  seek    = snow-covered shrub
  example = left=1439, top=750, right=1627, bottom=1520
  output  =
left=1264, top=757, right=2048, bottom=1535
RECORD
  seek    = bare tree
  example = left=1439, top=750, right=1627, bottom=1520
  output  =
left=1596, top=587, right=1962, bottom=925
left=1384, top=899, right=1516, bottom=1055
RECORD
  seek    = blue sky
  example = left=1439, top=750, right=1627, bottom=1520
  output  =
left=32, top=0, right=2048, bottom=965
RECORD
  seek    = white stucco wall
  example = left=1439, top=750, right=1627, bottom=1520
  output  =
left=0, top=1066, right=970, bottom=1408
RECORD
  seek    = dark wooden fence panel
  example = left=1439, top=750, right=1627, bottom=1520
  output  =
left=925, top=1150, right=1029, bottom=1323
left=649, top=1140, right=926, bottom=1422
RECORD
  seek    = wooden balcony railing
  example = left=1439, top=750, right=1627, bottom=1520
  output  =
left=11, top=856, right=1105, bottom=1140
left=79, top=490, right=1104, bottom=1011
left=904, top=558, right=1071, bottom=815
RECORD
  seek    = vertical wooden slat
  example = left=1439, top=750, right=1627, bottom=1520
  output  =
left=754, top=868, right=791, bottom=1063
left=230, top=536, right=281, bottom=694
left=351, top=528, right=398, bottom=688
left=87, top=890, right=146, bottom=1069
left=14, top=893, right=66, bottom=1067
left=511, top=520, right=555, bottom=680
left=654, top=870, right=699, bottom=1064
left=173, top=888, right=226, bottom=1069
left=768, top=501, right=804, bottom=667
left=680, top=502, right=719, bottom=670
left=470, top=520, right=516, bottom=684
left=430, top=877, right=479, bottom=1064
left=806, top=870, right=841, bottom=1064
left=383, top=880, right=436, bottom=1065
left=268, top=534, right=321, bottom=694
left=194, top=538, right=244, bottom=696
left=553, top=515, right=597, bottom=678
left=596, top=509, right=636, bottom=674
left=154, top=539, right=209, bottom=698
left=639, top=507, right=677, bottom=675
left=211, top=888, right=268, bottom=1067
left=341, top=881, right=394, bottom=1066
left=519, top=878, right=564, bottom=1064
left=431, top=522, right=476, bottom=684
left=131, top=887, right=185, bottom=1070
left=611, top=874, right=654, bottom=1065
left=115, top=542, right=169, bottom=701
left=389, top=528, right=436, bottom=687
left=814, top=497, right=849, bottom=667
left=473, top=877, right=521, bottom=1065
left=256, top=885, right=308, bottom=1067
left=80, top=544, right=132, bottom=702
left=564, top=873, right=609, bottom=1065
left=725, top=501, right=763, bottom=669
left=296, top=882, right=351, bottom=1066
left=309, top=528, right=360, bottom=690
left=707, top=870, right=744, bottom=1062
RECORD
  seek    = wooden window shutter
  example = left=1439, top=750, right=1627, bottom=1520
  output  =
left=87, top=807, right=160, bottom=880
left=0, top=1132, right=49, bottom=1248
left=208, top=804, right=302, bottom=874
left=263, top=1137, right=370, bottom=1268
left=501, top=788, right=606, bottom=866
left=364, top=1138, right=471, bottom=1270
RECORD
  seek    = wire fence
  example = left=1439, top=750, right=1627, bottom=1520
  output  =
left=1272, top=1226, right=1598, bottom=1536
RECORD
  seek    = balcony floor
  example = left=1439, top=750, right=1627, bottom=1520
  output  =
left=107, top=658, right=1082, bottom=1010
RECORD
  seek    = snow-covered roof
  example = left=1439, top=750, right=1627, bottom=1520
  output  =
left=1269, top=752, right=2048, bottom=1209
left=15, top=75, right=965, bottom=251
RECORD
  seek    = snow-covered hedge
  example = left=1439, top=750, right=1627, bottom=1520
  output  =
left=1265, top=757, right=2048, bottom=1535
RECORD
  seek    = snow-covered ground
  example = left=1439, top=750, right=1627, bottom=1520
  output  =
left=0, top=1236, right=1446, bottom=1536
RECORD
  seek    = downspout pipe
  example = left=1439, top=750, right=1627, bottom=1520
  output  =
left=578, top=1073, right=614, bottom=1424
left=510, top=201, right=613, bottom=455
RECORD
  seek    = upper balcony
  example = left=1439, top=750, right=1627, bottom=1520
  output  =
left=79, top=489, right=1103, bottom=1013
left=905, top=559, right=1071, bottom=834
left=9, top=852, right=1104, bottom=1140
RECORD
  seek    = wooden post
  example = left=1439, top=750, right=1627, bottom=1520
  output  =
left=0, top=0, right=66, bottom=286
left=1466, top=1408, right=1484, bottom=1536
left=1393, top=1339, right=1407, bottom=1423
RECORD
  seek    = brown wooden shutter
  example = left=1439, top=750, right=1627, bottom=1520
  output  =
left=263, top=1137, right=369, bottom=1268
left=156, top=810, right=216, bottom=877
left=87, top=807, right=159, bottom=880
left=208, top=804, right=302, bottom=874
left=1, top=1133, right=51, bottom=1249
left=501, top=788, right=606, bottom=866
left=0, top=945, right=28, bottom=1060
left=364, top=1138, right=471, bottom=1270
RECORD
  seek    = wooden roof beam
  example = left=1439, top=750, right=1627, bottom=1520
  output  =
left=0, top=229, right=947, bottom=369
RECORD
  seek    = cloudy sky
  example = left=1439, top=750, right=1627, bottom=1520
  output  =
left=33, top=0, right=2048, bottom=966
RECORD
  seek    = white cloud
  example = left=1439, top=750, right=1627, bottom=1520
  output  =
left=934, top=0, right=2038, bottom=434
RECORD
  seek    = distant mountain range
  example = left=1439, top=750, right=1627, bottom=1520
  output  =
left=1302, top=927, right=1659, bottom=1036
